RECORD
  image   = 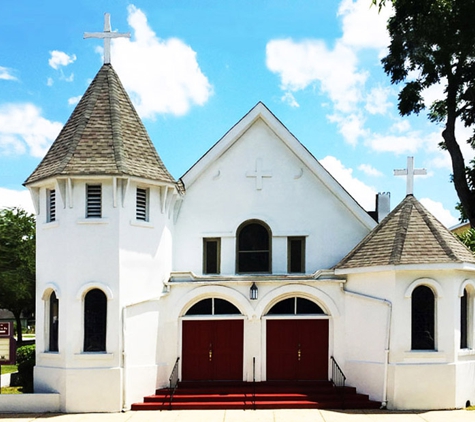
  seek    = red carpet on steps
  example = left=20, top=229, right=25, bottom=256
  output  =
left=131, top=381, right=381, bottom=411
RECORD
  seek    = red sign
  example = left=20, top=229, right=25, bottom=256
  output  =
left=0, top=322, right=10, bottom=337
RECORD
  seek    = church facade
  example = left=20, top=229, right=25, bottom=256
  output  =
left=25, top=63, right=475, bottom=412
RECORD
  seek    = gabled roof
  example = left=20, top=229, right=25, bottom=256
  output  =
left=25, top=64, right=174, bottom=185
left=335, top=195, right=475, bottom=270
left=180, top=102, right=376, bottom=230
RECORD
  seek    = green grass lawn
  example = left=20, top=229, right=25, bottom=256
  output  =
left=0, top=365, right=17, bottom=375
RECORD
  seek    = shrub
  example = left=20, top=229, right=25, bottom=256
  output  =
left=16, top=344, right=35, bottom=393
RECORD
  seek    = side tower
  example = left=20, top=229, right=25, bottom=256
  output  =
left=24, top=63, right=179, bottom=412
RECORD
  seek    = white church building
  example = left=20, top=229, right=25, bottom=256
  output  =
left=24, top=45, right=475, bottom=412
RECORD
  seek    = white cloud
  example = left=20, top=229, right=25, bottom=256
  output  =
left=68, top=95, right=82, bottom=106
left=0, top=103, right=62, bottom=157
left=46, top=77, right=54, bottom=87
left=320, top=155, right=377, bottom=210
left=109, top=5, right=212, bottom=118
left=365, top=133, right=425, bottom=155
left=0, top=188, right=35, bottom=214
left=0, top=66, right=17, bottom=81
left=338, top=0, right=392, bottom=51
left=281, top=92, right=299, bottom=108
left=48, top=51, right=77, bottom=70
left=328, top=112, right=368, bottom=146
left=420, top=197, right=458, bottom=228
left=390, top=119, right=411, bottom=133
left=358, top=163, right=383, bottom=177
left=365, top=86, right=392, bottom=115
left=266, top=39, right=367, bottom=113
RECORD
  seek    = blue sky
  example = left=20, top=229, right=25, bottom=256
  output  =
left=0, top=0, right=470, bottom=227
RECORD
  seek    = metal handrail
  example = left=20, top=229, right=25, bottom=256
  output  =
left=169, top=357, right=180, bottom=408
left=330, top=356, right=346, bottom=409
left=252, top=357, right=256, bottom=410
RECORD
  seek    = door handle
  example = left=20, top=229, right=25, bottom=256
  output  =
left=298, top=343, right=301, bottom=361
left=209, top=344, right=213, bottom=361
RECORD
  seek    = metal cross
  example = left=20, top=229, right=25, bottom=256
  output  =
left=394, top=156, right=427, bottom=195
left=246, top=158, right=272, bottom=190
left=84, top=13, right=131, bottom=64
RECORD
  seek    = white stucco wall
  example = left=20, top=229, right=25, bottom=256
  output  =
left=174, top=118, right=372, bottom=275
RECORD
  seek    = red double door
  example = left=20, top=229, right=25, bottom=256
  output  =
left=267, top=319, right=329, bottom=380
left=182, top=320, right=243, bottom=381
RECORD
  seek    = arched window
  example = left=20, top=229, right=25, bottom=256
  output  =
left=461, top=288, right=469, bottom=349
left=237, top=220, right=271, bottom=273
left=411, top=285, right=435, bottom=350
left=49, top=291, right=59, bottom=352
left=266, top=297, right=325, bottom=315
left=185, top=298, right=241, bottom=316
left=84, top=289, right=107, bottom=352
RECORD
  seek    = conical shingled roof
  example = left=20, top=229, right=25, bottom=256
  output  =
left=335, top=195, right=475, bottom=270
left=25, top=64, right=175, bottom=185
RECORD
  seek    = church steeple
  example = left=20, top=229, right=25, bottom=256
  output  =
left=25, top=64, right=175, bottom=185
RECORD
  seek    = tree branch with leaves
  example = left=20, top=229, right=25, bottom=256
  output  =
left=372, top=0, right=475, bottom=226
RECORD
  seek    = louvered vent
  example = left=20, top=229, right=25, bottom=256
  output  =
left=86, top=185, right=102, bottom=218
left=48, top=189, right=56, bottom=222
left=136, top=188, right=148, bottom=221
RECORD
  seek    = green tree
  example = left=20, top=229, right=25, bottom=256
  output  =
left=372, top=0, right=475, bottom=226
left=455, top=228, right=475, bottom=253
left=0, top=207, right=35, bottom=344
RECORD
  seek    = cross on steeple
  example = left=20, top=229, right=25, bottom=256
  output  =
left=246, top=158, right=272, bottom=190
left=394, top=156, right=427, bottom=195
left=84, top=13, right=131, bottom=64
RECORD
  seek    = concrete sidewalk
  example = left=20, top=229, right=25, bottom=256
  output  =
left=0, top=409, right=474, bottom=422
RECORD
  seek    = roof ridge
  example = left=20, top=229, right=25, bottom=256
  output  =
left=107, top=65, right=127, bottom=174
left=413, top=199, right=460, bottom=261
left=389, top=198, right=412, bottom=265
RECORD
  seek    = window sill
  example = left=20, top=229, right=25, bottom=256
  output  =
left=403, top=350, right=446, bottom=362
left=458, top=349, right=475, bottom=357
left=43, top=221, right=59, bottom=229
left=130, top=220, right=154, bottom=228
left=39, top=352, right=61, bottom=358
left=74, top=352, right=114, bottom=360
left=77, top=218, right=109, bottom=225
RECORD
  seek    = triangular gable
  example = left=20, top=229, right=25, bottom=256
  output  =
left=181, top=102, right=376, bottom=230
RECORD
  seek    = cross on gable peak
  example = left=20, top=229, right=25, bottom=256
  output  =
left=84, top=13, right=131, bottom=65
left=394, top=156, right=427, bottom=196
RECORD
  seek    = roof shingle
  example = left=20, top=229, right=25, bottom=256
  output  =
left=335, top=195, right=475, bottom=269
left=25, top=64, right=175, bottom=185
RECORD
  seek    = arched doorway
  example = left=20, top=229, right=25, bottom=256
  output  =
left=181, top=298, right=244, bottom=381
left=266, top=297, right=329, bottom=380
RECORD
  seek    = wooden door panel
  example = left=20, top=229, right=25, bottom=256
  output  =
left=182, top=320, right=243, bottom=381
left=298, top=319, right=329, bottom=380
left=213, top=320, right=243, bottom=380
left=182, top=320, right=212, bottom=380
left=266, top=319, right=329, bottom=381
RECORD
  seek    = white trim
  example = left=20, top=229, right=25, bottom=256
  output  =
left=255, top=284, right=340, bottom=318
left=76, top=283, right=114, bottom=300
left=172, top=285, right=255, bottom=320
left=181, top=103, right=376, bottom=230
left=459, top=279, right=475, bottom=297
left=42, top=283, right=62, bottom=300
left=404, top=278, right=444, bottom=298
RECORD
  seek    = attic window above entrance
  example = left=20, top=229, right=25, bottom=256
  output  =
left=185, top=298, right=241, bottom=316
left=267, top=297, right=325, bottom=315
left=237, top=220, right=271, bottom=273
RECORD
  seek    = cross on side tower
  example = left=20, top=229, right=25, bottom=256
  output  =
left=84, top=13, right=131, bottom=64
left=394, top=156, right=427, bottom=196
